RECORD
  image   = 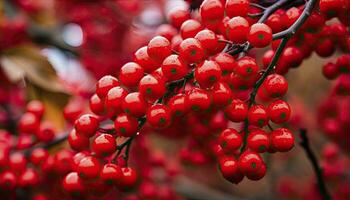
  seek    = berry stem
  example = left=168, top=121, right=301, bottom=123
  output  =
left=299, top=129, right=331, bottom=200
left=23, top=132, right=69, bottom=156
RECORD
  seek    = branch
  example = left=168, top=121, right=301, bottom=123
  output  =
left=299, top=129, right=331, bottom=200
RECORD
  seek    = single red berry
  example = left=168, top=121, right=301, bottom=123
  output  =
left=281, top=46, right=303, bottom=68
left=105, top=86, right=128, bottom=117
left=27, top=100, right=44, bottom=119
left=63, top=172, right=84, bottom=194
left=0, top=171, right=17, bottom=190
left=225, top=0, right=249, bottom=18
left=218, top=128, right=242, bottom=151
left=180, top=19, right=203, bottom=39
left=270, top=128, right=294, bottom=152
left=9, top=152, right=27, bottom=172
left=262, top=74, right=288, bottom=98
left=100, top=163, right=122, bottom=185
left=133, top=46, right=158, bottom=73
left=235, top=56, right=259, bottom=79
left=92, top=134, right=116, bottom=156
left=248, top=23, right=273, bottom=48
left=89, top=94, right=105, bottom=115
left=19, top=112, right=40, bottom=134
left=96, top=75, right=119, bottom=99
left=226, top=16, right=249, bottom=44
left=161, top=54, right=188, bottom=81
left=200, top=0, right=224, bottom=23
left=120, top=167, right=138, bottom=188
left=168, top=9, right=190, bottom=29
left=147, top=36, right=172, bottom=62
left=335, top=54, right=350, bottom=73
left=224, top=99, right=248, bottom=122
left=248, top=104, right=269, bottom=127
left=77, top=156, right=101, bottom=179
left=178, top=38, right=205, bottom=64
left=246, top=162, right=266, bottom=181
left=211, top=81, right=233, bottom=107
left=268, top=100, right=291, bottom=124
left=146, top=104, right=171, bottom=129
left=167, top=93, right=189, bottom=117
left=156, top=24, right=178, bottom=41
left=218, top=156, right=244, bottom=184
left=36, top=121, right=55, bottom=143
left=119, top=62, right=145, bottom=88
left=315, top=38, right=336, bottom=57
left=18, top=168, right=39, bottom=187
left=212, top=53, right=237, bottom=76
left=139, top=74, right=166, bottom=103
left=238, top=151, right=264, bottom=178
left=68, top=129, right=90, bottom=151
left=74, top=114, right=99, bottom=138
left=122, top=92, right=148, bottom=118
left=114, top=113, right=139, bottom=137
left=186, top=88, right=212, bottom=112
left=284, top=7, right=302, bottom=27
left=266, top=11, right=286, bottom=33
left=53, top=149, right=74, bottom=174
left=194, top=29, right=219, bottom=54
left=195, top=60, right=222, bottom=88
left=319, top=0, right=346, bottom=18
left=247, top=129, right=269, bottom=153
left=30, top=148, right=48, bottom=166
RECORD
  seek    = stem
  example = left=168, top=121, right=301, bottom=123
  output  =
left=23, top=132, right=69, bottom=156
left=299, top=129, right=331, bottom=200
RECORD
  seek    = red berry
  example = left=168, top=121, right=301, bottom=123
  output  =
left=235, top=56, right=259, bottom=78
left=119, top=62, right=145, bottom=88
left=268, top=100, right=291, bottom=124
left=238, top=151, right=265, bottom=179
left=96, top=75, right=119, bottom=99
left=122, top=92, right=148, bottom=118
left=248, top=104, right=269, bottom=127
left=194, top=29, right=219, bottom=54
left=195, top=60, right=222, bottom=88
left=168, top=9, right=190, bottom=29
left=212, top=53, right=237, bottom=76
left=114, top=113, right=139, bottom=137
left=225, top=0, right=249, bottom=18
left=167, top=93, right=189, bottom=117
left=146, top=104, right=171, bottom=129
left=139, top=74, right=166, bottom=102
left=74, top=114, right=99, bottom=137
left=248, top=23, right=273, bottom=48
left=89, top=94, right=105, bottom=115
left=37, top=121, right=55, bottom=143
left=9, top=152, right=27, bottom=172
left=30, top=148, right=48, bottom=166
left=262, top=74, right=288, bottom=98
left=63, top=172, right=84, bottom=193
left=247, top=129, right=269, bottom=153
left=156, top=24, right=178, bottom=41
left=224, top=99, right=248, bottom=122
left=0, top=171, right=16, bottom=190
left=18, top=168, right=39, bottom=187
left=147, top=36, right=172, bottom=62
left=100, top=163, right=122, bottom=185
left=120, top=167, right=138, bottom=188
left=105, top=86, right=128, bottom=117
left=180, top=19, right=203, bottom=39
left=319, top=0, right=346, bottom=18
left=133, top=46, right=158, bottom=73
left=179, top=38, right=205, bottom=64
left=161, top=54, right=188, bottom=81
left=218, top=128, right=242, bottom=151
left=270, top=128, right=294, bottom=152
left=226, top=16, right=249, bottom=44
left=92, top=134, right=116, bottom=156
left=19, top=112, right=40, bottom=134
left=77, top=156, right=101, bottom=179
left=68, top=129, right=90, bottom=151
left=186, top=88, right=212, bottom=112
left=200, top=0, right=224, bottom=23
left=27, top=100, right=44, bottom=119
left=218, top=156, right=244, bottom=184
left=211, top=81, right=233, bottom=107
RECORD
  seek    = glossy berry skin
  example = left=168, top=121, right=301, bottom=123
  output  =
left=74, top=114, right=99, bottom=137
left=268, top=100, right=291, bottom=124
left=167, top=94, right=189, bottom=117
left=96, top=75, right=119, bottom=99
left=19, top=112, right=40, bottom=134
left=89, top=94, right=105, bottom=115
left=186, top=88, right=212, bottom=112
left=68, top=129, right=90, bottom=151
left=247, top=129, right=269, bottom=153
left=225, top=0, right=249, bottom=18
left=238, top=151, right=265, bottom=179
left=9, top=152, right=27, bottom=172
left=224, top=99, right=248, bottom=122
left=147, top=36, right=172, bottom=62
left=248, top=104, right=269, bottom=127
left=100, top=163, right=122, bottom=185
left=226, top=17, right=249, bottom=44
left=161, top=54, right=187, bottom=81
left=18, top=169, right=39, bottom=187
left=218, top=128, right=242, bottom=151
left=200, top=0, right=224, bottom=22
left=77, top=156, right=101, bottom=179
left=63, top=172, right=84, bottom=193
left=194, top=29, right=219, bottom=54
left=235, top=56, right=259, bottom=79
left=0, top=171, right=17, bottom=190
left=263, top=74, right=288, bottom=98
left=270, top=128, right=294, bottom=152
left=168, top=9, right=190, bottom=29
left=122, top=92, right=148, bottom=118
left=120, top=167, right=138, bottom=188
left=195, top=60, right=222, bottom=88
left=218, top=156, right=244, bottom=184
left=178, top=38, right=205, bottom=64
left=26, top=100, right=45, bottom=119
left=92, top=134, right=116, bottom=156
left=114, top=113, right=139, bottom=137
left=133, top=46, right=158, bottom=73
left=212, top=53, right=236, bottom=76
left=248, top=23, right=273, bottom=48
left=105, top=86, right=128, bottom=116
left=36, top=122, right=55, bottom=142
left=180, top=19, right=203, bottom=39
left=139, top=75, right=166, bottom=103
left=211, top=81, right=233, bottom=107
left=146, top=104, right=171, bottom=129
left=119, top=62, right=144, bottom=88
left=30, top=148, right=48, bottom=165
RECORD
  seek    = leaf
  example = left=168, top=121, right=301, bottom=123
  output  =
left=0, top=45, right=67, bottom=93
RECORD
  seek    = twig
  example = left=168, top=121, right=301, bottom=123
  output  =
left=299, top=129, right=331, bottom=200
